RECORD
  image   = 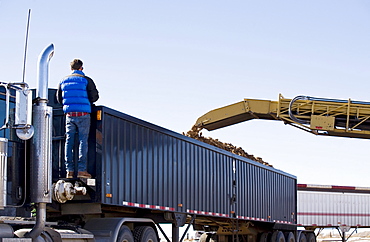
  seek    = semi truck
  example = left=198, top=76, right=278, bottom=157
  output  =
left=1, top=43, right=365, bottom=242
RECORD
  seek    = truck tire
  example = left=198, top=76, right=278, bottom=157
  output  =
left=271, top=231, right=285, bottom=242
left=133, top=226, right=157, bottom=242
left=117, top=225, right=134, bottom=242
left=297, top=232, right=306, bottom=242
left=306, top=233, right=316, bottom=242
left=258, top=232, right=270, bottom=242
left=286, top=232, right=295, bottom=242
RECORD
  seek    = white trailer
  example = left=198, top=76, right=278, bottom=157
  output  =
left=297, top=184, right=370, bottom=241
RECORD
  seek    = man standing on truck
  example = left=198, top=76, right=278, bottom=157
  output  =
left=56, top=59, right=99, bottom=179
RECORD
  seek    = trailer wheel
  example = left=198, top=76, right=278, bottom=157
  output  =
left=297, top=232, right=306, bottom=242
left=258, top=232, right=270, bottom=242
left=271, top=231, right=285, bottom=242
left=306, top=233, right=316, bottom=242
left=133, top=226, right=157, bottom=242
left=286, top=232, right=295, bottom=242
left=117, top=225, right=134, bottom=242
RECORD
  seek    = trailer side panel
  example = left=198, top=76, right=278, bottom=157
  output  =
left=91, top=106, right=297, bottom=224
left=298, top=190, right=370, bottom=227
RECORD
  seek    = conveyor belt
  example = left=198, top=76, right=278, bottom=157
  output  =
left=195, top=94, right=370, bottom=139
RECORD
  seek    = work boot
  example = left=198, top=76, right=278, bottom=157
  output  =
left=77, top=171, right=92, bottom=179
left=66, top=171, right=74, bottom=178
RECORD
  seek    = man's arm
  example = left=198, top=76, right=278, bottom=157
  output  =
left=85, top=76, right=99, bottom=103
left=56, top=84, right=63, bottom=104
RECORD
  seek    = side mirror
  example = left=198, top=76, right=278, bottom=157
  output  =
left=15, top=84, right=34, bottom=140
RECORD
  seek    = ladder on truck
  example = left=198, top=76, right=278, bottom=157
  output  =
left=195, top=94, right=370, bottom=139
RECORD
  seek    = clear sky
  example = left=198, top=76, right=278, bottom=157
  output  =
left=1, top=1, right=370, bottom=188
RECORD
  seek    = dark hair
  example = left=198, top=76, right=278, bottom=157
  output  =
left=70, top=59, right=83, bottom=70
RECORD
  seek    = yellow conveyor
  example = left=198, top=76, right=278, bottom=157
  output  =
left=195, top=95, right=370, bottom=139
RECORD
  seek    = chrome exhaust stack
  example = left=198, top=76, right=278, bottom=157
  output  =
left=30, top=43, right=54, bottom=203
left=27, top=43, right=54, bottom=240
left=36, top=44, right=54, bottom=104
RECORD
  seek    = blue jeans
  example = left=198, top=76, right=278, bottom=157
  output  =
left=65, top=114, right=90, bottom=172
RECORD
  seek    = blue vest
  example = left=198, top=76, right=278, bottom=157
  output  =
left=60, top=71, right=91, bottom=113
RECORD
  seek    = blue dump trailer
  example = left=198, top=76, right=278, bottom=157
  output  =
left=0, top=89, right=306, bottom=242
left=0, top=45, right=313, bottom=242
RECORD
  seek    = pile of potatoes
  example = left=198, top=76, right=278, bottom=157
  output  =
left=184, top=125, right=272, bottom=167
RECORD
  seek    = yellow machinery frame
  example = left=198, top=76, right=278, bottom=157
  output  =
left=195, top=94, right=370, bottom=139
